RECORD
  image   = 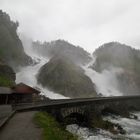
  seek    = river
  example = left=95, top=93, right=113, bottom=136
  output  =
left=67, top=112, right=140, bottom=140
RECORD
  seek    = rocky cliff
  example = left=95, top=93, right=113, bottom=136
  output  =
left=0, top=10, right=32, bottom=70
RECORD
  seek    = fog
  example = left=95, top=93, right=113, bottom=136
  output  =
left=0, top=0, right=140, bottom=52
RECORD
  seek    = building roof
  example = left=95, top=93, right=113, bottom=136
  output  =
left=12, top=83, right=40, bottom=94
left=0, top=87, right=13, bottom=94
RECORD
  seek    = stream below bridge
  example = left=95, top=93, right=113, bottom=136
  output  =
left=67, top=111, right=140, bottom=140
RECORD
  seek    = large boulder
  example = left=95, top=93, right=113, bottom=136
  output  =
left=37, top=56, right=97, bottom=98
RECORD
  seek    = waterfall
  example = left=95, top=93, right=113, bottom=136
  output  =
left=16, top=36, right=69, bottom=99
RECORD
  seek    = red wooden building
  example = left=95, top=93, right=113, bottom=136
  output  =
left=12, top=83, right=40, bottom=103
left=0, top=83, right=40, bottom=104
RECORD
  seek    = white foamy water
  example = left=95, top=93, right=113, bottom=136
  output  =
left=67, top=112, right=140, bottom=140
left=82, top=56, right=123, bottom=96
left=104, top=112, right=140, bottom=140
left=66, top=124, right=113, bottom=140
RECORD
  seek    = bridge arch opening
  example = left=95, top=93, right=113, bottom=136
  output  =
left=101, top=107, right=118, bottom=116
left=64, top=113, right=88, bottom=127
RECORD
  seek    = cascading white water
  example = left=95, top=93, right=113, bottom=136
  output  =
left=82, top=55, right=123, bottom=96
left=16, top=36, right=68, bottom=99
left=103, top=112, right=140, bottom=140
left=66, top=124, right=113, bottom=140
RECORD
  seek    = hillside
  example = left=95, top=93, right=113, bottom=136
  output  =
left=32, top=39, right=91, bottom=65
left=93, top=42, right=140, bottom=95
left=0, top=10, right=32, bottom=70
left=37, top=56, right=97, bottom=98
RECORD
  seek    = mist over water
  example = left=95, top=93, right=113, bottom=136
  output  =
left=83, top=55, right=123, bottom=96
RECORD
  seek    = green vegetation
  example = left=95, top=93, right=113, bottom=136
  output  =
left=34, top=112, right=78, bottom=140
left=0, top=75, right=14, bottom=87
left=37, top=56, right=97, bottom=98
left=0, top=63, right=15, bottom=87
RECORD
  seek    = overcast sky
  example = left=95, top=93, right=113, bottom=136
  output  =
left=0, top=0, right=140, bottom=52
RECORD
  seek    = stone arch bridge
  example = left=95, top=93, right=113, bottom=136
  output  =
left=16, top=95, right=140, bottom=126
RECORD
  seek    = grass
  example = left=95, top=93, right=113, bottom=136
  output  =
left=34, top=112, right=78, bottom=140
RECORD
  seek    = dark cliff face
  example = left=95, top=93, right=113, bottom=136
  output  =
left=0, top=10, right=32, bottom=70
left=93, top=42, right=140, bottom=95
left=32, top=39, right=91, bottom=65
left=37, top=56, right=97, bottom=98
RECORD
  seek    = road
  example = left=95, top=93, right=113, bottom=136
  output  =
left=0, top=111, right=42, bottom=140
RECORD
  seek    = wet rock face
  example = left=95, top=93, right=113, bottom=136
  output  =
left=37, top=56, right=97, bottom=98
